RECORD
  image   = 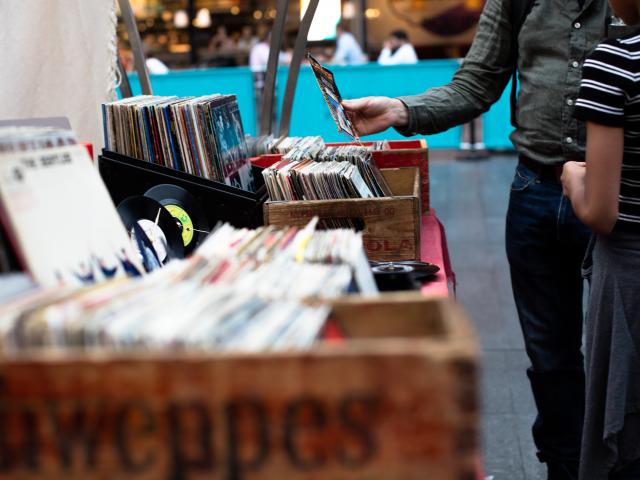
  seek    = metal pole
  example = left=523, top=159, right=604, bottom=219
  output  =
left=278, top=0, right=320, bottom=137
left=359, top=0, right=368, bottom=53
left=187, top=0, right=198, bottom=65
left=117, top=57, right=133, bottom=98
left=118, top=0, right=153, bottom=95
left=259, top=0, right=289, bottom=136
left=352, top=0, right=366, bottom=52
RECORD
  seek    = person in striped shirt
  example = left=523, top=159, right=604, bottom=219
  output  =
left=562, top=2, right=640, bottom=479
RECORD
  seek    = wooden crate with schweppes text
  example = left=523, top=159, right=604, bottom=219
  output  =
left=0, top=294, right=478, bottom=480
left=263, top=167, right=421, bottom=262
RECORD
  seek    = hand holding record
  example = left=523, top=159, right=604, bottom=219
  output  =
left=307, top=53, right=361, bottom=142
left=341, top=96, right=410, bottom=138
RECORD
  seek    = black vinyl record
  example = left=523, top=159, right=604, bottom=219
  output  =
left=369, top=261, right=440, bottom=290
left=144, top=184, right=209, bottom=254
left=117, top=196, right=184, bottom=262
left=371, top=263, right=418, bottom=292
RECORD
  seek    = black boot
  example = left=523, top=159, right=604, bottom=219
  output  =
left=527, top=368, right=585, bottom=468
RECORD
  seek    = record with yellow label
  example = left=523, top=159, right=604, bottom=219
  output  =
left=144, top=184, right=210, bottom=255
left=116, top=196, right=185, bottom=264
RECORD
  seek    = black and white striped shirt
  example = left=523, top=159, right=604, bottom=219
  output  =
left=575, top=31, right=640, bottom=232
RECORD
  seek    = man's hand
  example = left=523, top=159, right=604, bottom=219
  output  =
left=342, top=97, right=409, bottom=137
left=561, top=161, right=586, bottom=198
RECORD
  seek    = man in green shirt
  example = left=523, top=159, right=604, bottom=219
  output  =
left=343, top=1, right=610, bottom=479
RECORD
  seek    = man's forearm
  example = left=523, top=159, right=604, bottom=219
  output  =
left=396, top=83, right=493, bottom=136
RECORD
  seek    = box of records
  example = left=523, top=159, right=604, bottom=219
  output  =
left=99, top=95, right=268, bottom=232
left=0, top=126, right=474, bottom=478
left=328, top=139, right=429, bottom=213
left=0, top=294, right=478, bottom=480
left=264, top=166, right=421, bottom=262
left=250, top=137, right=429, bottom=213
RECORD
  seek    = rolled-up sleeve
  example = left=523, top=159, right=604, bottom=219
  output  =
left=396, top=0, right=516, bottom=136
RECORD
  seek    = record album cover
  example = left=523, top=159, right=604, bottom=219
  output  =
left=0, top=145, right=142, bottom=286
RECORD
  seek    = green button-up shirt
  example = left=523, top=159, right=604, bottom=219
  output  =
left=397, top=0, right=610, bottom=165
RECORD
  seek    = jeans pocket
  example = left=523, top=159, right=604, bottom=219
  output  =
left=511, top=164, right=537, bottom=192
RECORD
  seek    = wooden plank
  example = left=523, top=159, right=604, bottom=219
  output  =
left=0, top=296, right=478, bottom=480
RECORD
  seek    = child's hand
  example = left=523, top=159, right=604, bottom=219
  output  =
left=561, top=161, right=586, bottom=198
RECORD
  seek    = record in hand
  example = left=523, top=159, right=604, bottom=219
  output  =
left=307, top=53, right=360, bottom=141
left=117, top=196, right=184, bottom=262
left=144, top=184, right=209, bottom=254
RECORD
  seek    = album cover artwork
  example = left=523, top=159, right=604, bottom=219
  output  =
left=0, top=145, right=142, bottom=286
left=307, top=53, right=360, bottom=140
left=102, top=95, right=255, bottom=192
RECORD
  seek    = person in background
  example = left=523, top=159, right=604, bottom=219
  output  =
left=249, top=24, right=289, bottom=73
left=249, top=23, right=289, bottom=131
left=145, top=56, right=169, bottom=74
left=237, top=26, right=258, bottom=55
left=331, top=21, right=366, bottom=66
left=378, top=30, right=418, bottom=65
left=562, top=1, right=640, bottom=478
left=120, top=43, right=169, bottom=75
left=209, top=25, right=236, bottom=55
left=342, top=1, right=612, bottom=478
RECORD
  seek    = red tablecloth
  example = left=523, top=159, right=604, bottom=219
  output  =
left=420, top=209, right=455, bottom=297
left=419, top=211, right=486, bottom=480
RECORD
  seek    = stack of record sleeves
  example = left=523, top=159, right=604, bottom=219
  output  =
left=245, top=135, right=390, bottom=157
left=102, top=95, right=254, bottom=192
left=0, top=218, right=377, bottom=353
left=262, top=144, right=393, bottom=201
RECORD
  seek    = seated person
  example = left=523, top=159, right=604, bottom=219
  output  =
left=378, top=30, right=418, bottom=65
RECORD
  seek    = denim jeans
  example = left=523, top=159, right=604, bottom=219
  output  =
left=612, top=460, right=640, bottom=480
left=506, top=162, right=591, bottom=478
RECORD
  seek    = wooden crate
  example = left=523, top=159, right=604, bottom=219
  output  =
left=250, top=139, right=430, bottom=214
left=327, top=139, right=430, bottom=213
left=0, top=294, right=478, bottom=480
left=264, top=167, right=421, bottom=262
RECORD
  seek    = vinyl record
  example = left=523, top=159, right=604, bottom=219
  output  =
left=371, top=263, right=414, bottom=275
left=371, top=263, right=418, bottom=292
left=117, top=196, right=184, bottom=262
left=144, top=184, right=209, bottom=254
left=370, top=260, right=440, bottom=276
left=370, top=260, right=440, bottom=285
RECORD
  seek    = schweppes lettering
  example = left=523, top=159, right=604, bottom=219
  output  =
left=0, top=393, right=381, bottom=479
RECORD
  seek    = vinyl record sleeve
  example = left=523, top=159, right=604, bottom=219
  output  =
left=307, top=53, right=360, bottom=141
left=0, top=145, right=142, bottom=286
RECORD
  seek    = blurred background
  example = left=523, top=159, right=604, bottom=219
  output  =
left=119, top=0, right=485, bottom=68
left=117, top=0, right=513, bottom=149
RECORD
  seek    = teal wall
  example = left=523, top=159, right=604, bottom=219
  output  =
left=127, top=59, right=514, bottom=149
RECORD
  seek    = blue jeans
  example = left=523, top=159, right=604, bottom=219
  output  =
left=612, top=461, right=640, bottom=479
left=506, top=162, right=591, bottom=477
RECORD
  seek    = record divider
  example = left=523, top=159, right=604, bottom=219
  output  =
left=99, top=149, right=268, bottom=229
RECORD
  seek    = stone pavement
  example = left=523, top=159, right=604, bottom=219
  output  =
left=430, top=153, right=547, bottom=480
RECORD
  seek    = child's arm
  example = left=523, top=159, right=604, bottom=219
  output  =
left=562, top=122, right=623, bottom=234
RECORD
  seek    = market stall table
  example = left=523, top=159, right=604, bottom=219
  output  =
left=420, top=208, right=455, bottom=297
